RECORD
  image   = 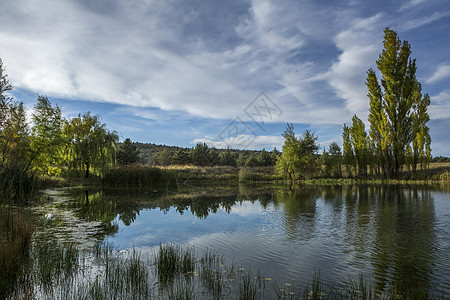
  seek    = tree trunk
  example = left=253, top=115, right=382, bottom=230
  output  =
left=85, top=162, right=90, bottom=178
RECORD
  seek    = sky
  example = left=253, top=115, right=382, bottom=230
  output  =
left=1, top=0, right=449, bottom=156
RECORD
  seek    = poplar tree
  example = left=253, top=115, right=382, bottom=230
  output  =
left=342, top=124, right=355, bottom=176
left=349, top=115, right=370, bottom=176
left=365, top=27, right=431, bottom=177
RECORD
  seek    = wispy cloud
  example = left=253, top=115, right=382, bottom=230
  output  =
left=325, top=14, right=384, bottom=119
left=1, top=0, right=450, bottom=154
left=426, top=64, right=450, bottom=84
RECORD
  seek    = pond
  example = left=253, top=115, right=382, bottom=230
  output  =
left=20, top=184, right=450, bottom=297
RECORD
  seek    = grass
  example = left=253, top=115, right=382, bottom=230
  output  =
left=0, top=211, right=35, bottom=298
left=0, top=161, right=38, bottom=203
left=3, top=240, right=447, bottom=299
left=102, top=164, right=177, bottom=189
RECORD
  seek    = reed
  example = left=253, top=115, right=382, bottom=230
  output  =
left=0, top=212, right=35, bottom=298
left=0, top=162, right=38, bottom=203
left=102, top=165, right=177, bottom=189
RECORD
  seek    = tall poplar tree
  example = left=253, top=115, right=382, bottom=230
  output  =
left=365, top=27, right=431, bottom=177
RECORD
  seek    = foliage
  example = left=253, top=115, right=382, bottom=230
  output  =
left=189, top=142, right=218, bottom=166
left=321, top=142, right=342, bottom=178
left=172, top=147, right=191, bottom=165
left=349, top=115, right=371, bottom=176
left=63, top=112, right=118, bottom=178
left=256, top=148, right=272, bottom=166
left=218, top=147, right=236, bottom=166
left=116, top=138, right=140, bottom=165
left=364, top=27, right=431, bottom=178
left=30, top=96, right=65, bottom=175
left=276, top=124, right=319, bottom=181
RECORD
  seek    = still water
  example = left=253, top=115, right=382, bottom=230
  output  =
left=35, top=184, right=450, bottom=296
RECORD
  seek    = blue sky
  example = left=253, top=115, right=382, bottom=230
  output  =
left=1, top=0, right=449, bottom=155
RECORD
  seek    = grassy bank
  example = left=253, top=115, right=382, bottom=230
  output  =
left=7, top=162, right=447, bottom=192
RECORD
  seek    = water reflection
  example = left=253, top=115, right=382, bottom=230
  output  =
left=34, top=184, right=448, bottom=296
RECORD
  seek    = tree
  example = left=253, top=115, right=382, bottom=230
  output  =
left=117, top=138, right=140, bottom=165
left=219, top=148, right=236, bottom=166
left=0, top=59, right=29, bottom=165
left=244, top=154, right=258, bottom=167
left=276, top=124, right=319, bottom=181
left=349, top=115, right=371, bottom=176
left=365, top=27, right=431, bottom=177
left=172, top=148, right=190, bottom=165
left=322, top=142, right=342, bottom=178
left=189, top=143, right=216, bottom=166
left=1, top=58, right=13, bottom=130
left=257, top=148, right=272, bottom=166
left=342, top=124, right=355, bottom=176
left=64, top=112, right=118, bottom=178
left=156, top=148, right=172, bottom=166
left=30, top=96, right=65, bottom=175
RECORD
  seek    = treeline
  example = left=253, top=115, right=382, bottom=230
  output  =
left=130, top=141, right=280, bottom=167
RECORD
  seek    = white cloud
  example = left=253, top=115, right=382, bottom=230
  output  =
left=191, top=135, right=284, bottom=150
left=400, top=0, right=426, bottom=11
left=426, top=64, right=450, bottom=84
left=325, top=14, right=384, bottom=119
left=429, top=90, right=450, bottom=119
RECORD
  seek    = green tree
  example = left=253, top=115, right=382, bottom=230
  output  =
left=342, top=124, right=355, bottom=176
left=322, top=142, right=342, bottom=178
left=219, top=148, right=236, bottom=166
left=411, top=91, right=431, bottom=172
left=236, top=152, right=246, bottom=167
left=0, top=101, right=29, bottom=165
left=189, top=143, right=215, bottom=166
left=244, top=153, right=258, bottom=167
left=117, top=138, right=140, bottom=165
left=30, top=96, right=65, bottom=175
left=276, top=124, right=319, bottom=181
left=64, top=112, right=118, bottom=178
left=349, top=115, right=371, bottom=176
left=156, top=148, right=172, bottom=166
left=1, top=58, right=13, bottom=129
left=0, top=59, right=30, bottom=165
left=172, top=148, right=190, bottom=165
left=257, top=148, right=272, bottom=166
left=366, top=27, right=431, bottom=177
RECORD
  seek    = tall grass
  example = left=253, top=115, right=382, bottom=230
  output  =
left=153, top=243, right=195, bottom=286
left=4, top=241, right=447, bottom=299
left=0, top=162, right=37, bottom=203
left=102, top=165, right=177, bottom=189
left=0, top=212, right=35, bottom=298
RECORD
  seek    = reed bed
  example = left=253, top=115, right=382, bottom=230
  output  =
left=0, top=162, right=38, bottom=203
left=2, top=241, right=446, bottom=299
left=102, top=165, right=177, bottom=189
left=0, top=211, right=35, bottom=298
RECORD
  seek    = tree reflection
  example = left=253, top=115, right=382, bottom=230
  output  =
left=275, top=186, right=320, bottom=240
left=370, top=185, right=436, bottom=295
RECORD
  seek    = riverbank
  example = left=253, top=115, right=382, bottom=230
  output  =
left=16, top=162, right=450, bottom=194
